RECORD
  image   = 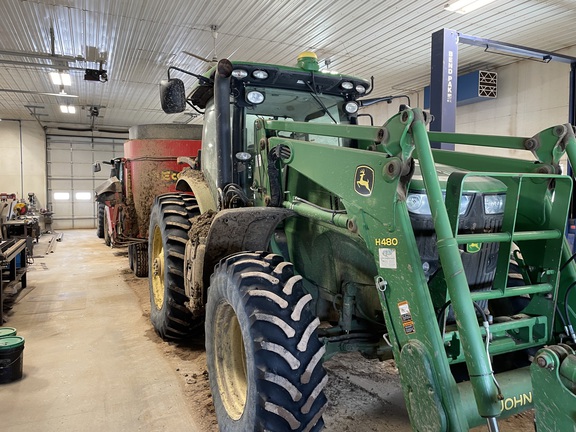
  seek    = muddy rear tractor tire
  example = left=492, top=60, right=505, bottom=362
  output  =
left=148, top=193, right=201, bottom=340
left=206, top=252, right=328, bottom=432
left=97, top=203, right=105, bottom=238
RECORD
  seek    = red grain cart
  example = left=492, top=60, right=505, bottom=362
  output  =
left=95, top=124, right=201, bottom=277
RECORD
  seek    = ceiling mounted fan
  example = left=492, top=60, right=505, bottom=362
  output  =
left=182, top=25, right=219, bottom=66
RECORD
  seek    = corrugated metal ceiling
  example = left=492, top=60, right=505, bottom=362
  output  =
left=0, top=0, right=575, bottom=132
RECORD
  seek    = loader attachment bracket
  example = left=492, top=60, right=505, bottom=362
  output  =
left=531, top=344, right=576, bottom=431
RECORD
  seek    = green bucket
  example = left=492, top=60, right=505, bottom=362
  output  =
left=0, top=336, right=25, bottom=383
left=0, top=327, right=17, bottom=338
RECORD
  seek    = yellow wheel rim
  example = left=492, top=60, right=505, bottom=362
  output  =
left=151, top=225, right=165, bottom=310
left=214, top=302, right=247, bottom=420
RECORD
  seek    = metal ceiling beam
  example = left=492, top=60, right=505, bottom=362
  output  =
left=25, top=105, right=48, bottom=129
left=456, top=33, right=576, bottom=64
left=0, top=49, right=84, bottom=62
left=0, top=58, right=85, bottom=70
left=0, top=89, right=79, bottom=98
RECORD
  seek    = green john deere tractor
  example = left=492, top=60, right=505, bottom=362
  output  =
left=148, top=52, right=576, bottom=431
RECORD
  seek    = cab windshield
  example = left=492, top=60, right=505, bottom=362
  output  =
left=245, top=86, right=352, bottom=147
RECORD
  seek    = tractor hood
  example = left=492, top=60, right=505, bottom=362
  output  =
left=409, top=161, right=507, bottom=194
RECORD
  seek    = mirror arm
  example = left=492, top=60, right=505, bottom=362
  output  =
left=168, top=66, right=213, bottom=86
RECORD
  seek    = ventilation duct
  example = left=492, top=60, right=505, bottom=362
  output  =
left=424, top=70, right=497, bottom=108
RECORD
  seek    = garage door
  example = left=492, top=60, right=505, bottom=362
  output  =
left=47, top=135, right=125, bottom=230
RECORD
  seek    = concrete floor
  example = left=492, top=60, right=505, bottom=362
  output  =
left=0, top=230, right=201, bottom=431
left=0, top=230, right=536, bottom=432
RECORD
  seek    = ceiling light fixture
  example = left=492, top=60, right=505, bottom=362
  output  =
left=60, top=105, right=76, bottom=114
left=444, top=0, right=496, bottom=14
left=50, top=72, right=72, bottom=86
left=0, top=89, right=78, bottom=98
left=84, top=68, right=108, bottom=82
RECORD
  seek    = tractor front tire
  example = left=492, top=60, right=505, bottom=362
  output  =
left=97, top=203, right=105, bottom=238
left=148, top=193, right=201, bottom=340
left=206, top=252, right=328, bottom=432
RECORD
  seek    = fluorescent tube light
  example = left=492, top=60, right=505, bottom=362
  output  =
left=50, top=72, right=72, bottom=86
left=444, top=0, right=496, bottom=14
left=60, top=105, right=76, bottom=114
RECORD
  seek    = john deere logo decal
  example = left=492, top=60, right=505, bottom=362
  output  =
left=466, top=242, right=482, bottom=254
left=354, top=165, right=374, bottom=196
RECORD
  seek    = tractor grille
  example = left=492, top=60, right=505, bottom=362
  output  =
left=410, top=194, right=504, bottom=292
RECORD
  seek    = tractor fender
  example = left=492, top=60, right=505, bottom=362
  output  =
left=175, top=166, right=217, bottom=212
left=203, top=208, right=296, bottom=279
left=185, top=207, right=295, bottom=317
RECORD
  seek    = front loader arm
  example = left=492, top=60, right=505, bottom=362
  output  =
left=258, top=110, right=472, bottom=430
left=254, top=107, right=576, bottom=430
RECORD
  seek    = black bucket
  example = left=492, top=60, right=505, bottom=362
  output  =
left=0, top=336, right=24, bottom=383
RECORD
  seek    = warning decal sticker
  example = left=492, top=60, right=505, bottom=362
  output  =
left=398, top=301, right=415, bottom=334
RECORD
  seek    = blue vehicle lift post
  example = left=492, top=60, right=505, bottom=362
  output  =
left=430, top=28, right=576, bottom=215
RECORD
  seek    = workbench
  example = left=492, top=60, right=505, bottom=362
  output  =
left=0, top=238, right=27, bottom=324
left=2, top=219, right=39, bottom=255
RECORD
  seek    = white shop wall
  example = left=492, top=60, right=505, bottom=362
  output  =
left=0, top=120, right=46, bottom=206
left=457, top=59, right=569, bottom=136
left=46, top=136, right=124, bottom=230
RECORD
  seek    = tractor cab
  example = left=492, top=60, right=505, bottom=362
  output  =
left=93, top=157, right=126, bottom=206
left=160, top=52, right=371, bottom=207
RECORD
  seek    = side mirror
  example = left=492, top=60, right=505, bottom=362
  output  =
left=93, top=162, right=102, bottom=173
left=160, top=78, right=186, bottom=113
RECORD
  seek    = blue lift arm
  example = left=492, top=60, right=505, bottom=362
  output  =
left=430, top=28, right=576, bottom=144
